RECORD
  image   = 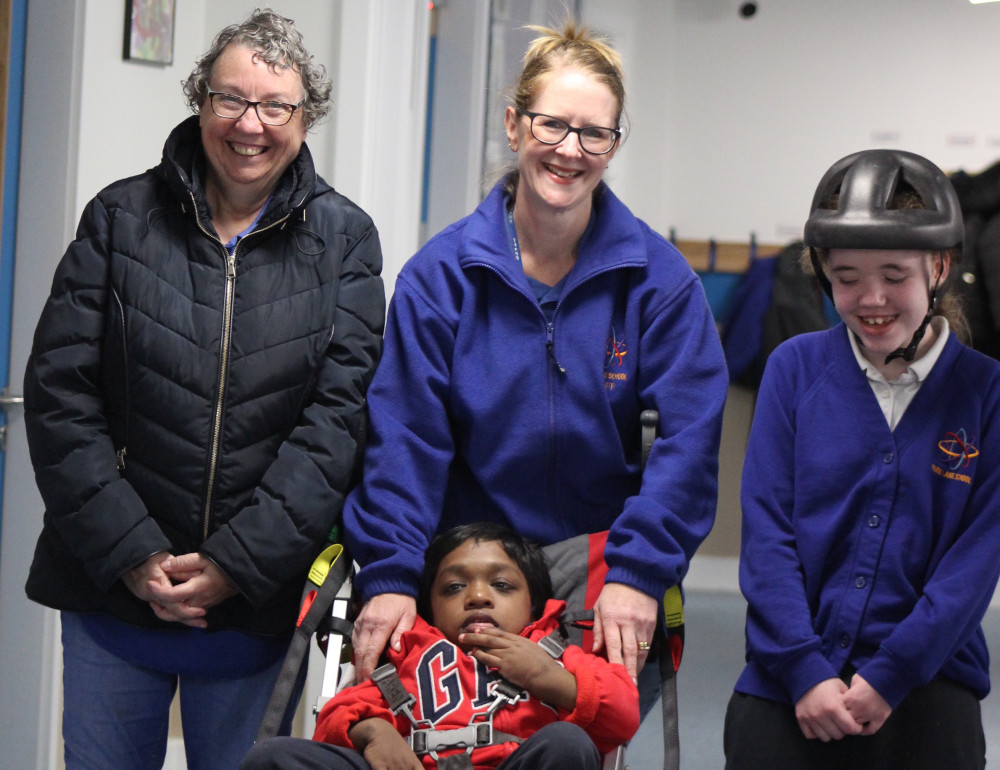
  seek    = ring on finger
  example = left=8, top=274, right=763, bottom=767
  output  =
left=637, top=641, right=651, bottom=651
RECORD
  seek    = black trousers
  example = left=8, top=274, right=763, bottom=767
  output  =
left=723, top=678, right=986, bottom=770
left=241, top=721, right=602, bottom=770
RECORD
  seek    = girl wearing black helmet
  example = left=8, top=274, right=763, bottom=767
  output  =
left=806, top=148, right=970, bottom=374
left=724, top=149, right=1000, bottom=770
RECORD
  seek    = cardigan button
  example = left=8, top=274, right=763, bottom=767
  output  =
left=883, top=453, right=894, bottom=464
left=868, top=515, right=880, bottom=528
left=854, top=576, right=867, bottom=589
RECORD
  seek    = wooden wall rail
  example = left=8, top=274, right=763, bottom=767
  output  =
left=672, top=238, right=785, bottom=274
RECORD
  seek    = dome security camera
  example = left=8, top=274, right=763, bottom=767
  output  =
left=740, top=2, right=758, bottom=18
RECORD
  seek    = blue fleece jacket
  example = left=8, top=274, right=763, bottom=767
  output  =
left=736, top=325, right=1000, bottom=709
left=345, top=182, right=728, bottom=603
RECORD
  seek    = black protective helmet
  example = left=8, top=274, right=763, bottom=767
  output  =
left=805, top=149, right=961, bottom=365
left=803, top=149, right=963, bottom=253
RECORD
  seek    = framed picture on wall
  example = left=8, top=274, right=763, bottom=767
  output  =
left=123, top=0, right=176, bottom=65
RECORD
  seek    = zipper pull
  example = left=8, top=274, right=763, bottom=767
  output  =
left=226, top=253, right=236, bottom=279
left=116, top=447, right=127, bottom=471
left=546, top=324, right=566, bottom=374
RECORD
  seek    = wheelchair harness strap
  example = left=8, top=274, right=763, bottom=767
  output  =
left=371, top=629, right=568, bottom=769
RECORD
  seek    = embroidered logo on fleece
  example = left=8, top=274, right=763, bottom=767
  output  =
left=931, top=429, right=979, bottom=485
left=604, top=328, right=628, bottom=390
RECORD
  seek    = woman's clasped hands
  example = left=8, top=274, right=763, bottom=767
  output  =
left=123, top=551, right=239, bottom=629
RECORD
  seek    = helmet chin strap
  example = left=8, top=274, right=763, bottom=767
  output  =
left=883, top=252, right=944, bottom=365
left=883, top=309, right=933, bottom=364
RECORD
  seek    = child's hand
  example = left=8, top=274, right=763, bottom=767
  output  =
left=843, top=673, right=892, bottom=735
left=459, top=628, right=577, bottom=711
left=363, top=739, right=424, bottom=770
left=794, top=678, right=864, bottom=742
left=459, top=627, right=553, bottom=684
left=349, top=717, right=424, bottom=770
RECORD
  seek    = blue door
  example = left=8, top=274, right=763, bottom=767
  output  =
left=0, top=0, right=29, bottom=540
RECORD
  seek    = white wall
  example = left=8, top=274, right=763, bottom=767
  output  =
left=591, top=0, right=1000, bottom=245
left=422, top=0, right=491, bottom=245
left=75, top=1, right=205, bottom=205
left=332, top=1, right=430, bottom=298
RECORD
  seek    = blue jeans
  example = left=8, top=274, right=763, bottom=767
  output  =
left=61, top=612, right=299, bottom=770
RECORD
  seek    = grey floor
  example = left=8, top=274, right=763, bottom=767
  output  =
left=625, top=590, right=1000, bottom=769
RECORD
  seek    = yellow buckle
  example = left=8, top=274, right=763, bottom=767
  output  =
left=307, top=543, right=344, bottom=587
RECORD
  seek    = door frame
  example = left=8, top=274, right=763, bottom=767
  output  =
left=0, top=2, right=85, bottom=767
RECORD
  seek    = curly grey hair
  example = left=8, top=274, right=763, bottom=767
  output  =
left=182, top=7, right=332, bottom=130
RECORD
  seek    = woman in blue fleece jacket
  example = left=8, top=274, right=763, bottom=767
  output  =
left=344, top=21, right=728, bottom=691
left=724, top=150, right=1000, bottom=770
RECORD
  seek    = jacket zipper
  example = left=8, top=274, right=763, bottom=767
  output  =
left=203, top=249, right=237, bottom=540
left=186, top=192, right=294, bottom=541
left=545, top=322, right=566, bottom=373
left=481, top=261, right=631, bottom=527
left=480, top=266, right=563, bottom=370
left=478, top=266, right=566, bottom=521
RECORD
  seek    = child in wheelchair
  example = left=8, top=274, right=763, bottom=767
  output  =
left=242, top=522, right=639, bottom=769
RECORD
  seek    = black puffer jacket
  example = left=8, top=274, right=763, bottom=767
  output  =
left=950, top=161, right=1000, bottom=360
left=24, top=116, right=385, bottom=636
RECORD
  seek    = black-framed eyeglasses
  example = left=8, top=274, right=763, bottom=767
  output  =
left=520, top=110, right=620, bottom=155
left=207, top=90, right=304, bottom=127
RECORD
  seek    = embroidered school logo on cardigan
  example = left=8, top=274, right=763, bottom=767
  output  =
left=932, top=428, right=980, bottom=484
